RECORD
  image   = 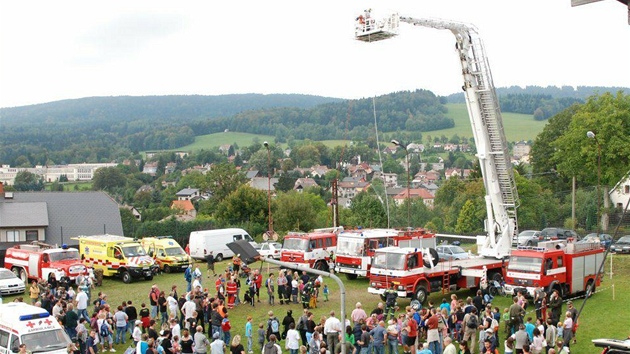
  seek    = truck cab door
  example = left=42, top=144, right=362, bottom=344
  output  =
left=28, top=254, right=40, bottom=279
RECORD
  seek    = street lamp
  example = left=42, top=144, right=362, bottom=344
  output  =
left=391, top=139, right=410, bottom=228
left=263, top=141, right=273, bottom=233
left=587, top=131, right=601, bottom=234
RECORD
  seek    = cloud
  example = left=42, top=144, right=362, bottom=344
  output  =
left=74, top=12, right=186, bottom=65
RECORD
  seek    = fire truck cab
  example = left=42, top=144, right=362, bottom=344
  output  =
left=335, top=228, right=435, bottom=279
left=280, top=227, right=342, bottom=272
left=4, top=242, right=86, bottom=284
left=504, top=239, right=604, bottom=298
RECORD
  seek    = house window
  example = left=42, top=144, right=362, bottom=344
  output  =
left=625, top=185, right=630, bottom=194
left=25, top=230, right=38, bottom=241
left=6, top=230, right=19, bottom=242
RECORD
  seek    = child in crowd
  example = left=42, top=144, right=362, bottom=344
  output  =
left=258, top=323, right=266, bottom=351
left=322, top=285, right=329, bottom=302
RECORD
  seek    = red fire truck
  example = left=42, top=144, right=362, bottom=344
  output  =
left=335, top=228, right=436, bottom=279
left=504, top=239, right=605, bottom=298
left=4, top=242, right=87, bottom=283
left=368, top=246, right=506, bottom=303
left=280, top=227, right=342, bottom=272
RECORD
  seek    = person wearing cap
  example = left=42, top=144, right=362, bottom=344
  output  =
left=133, top=320, right=143, bottom=345
left=485, top=328, right=498, bottom=352
left=210, top=331, right=226, bottom=354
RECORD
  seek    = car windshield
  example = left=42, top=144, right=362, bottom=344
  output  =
left=0, top=270, right=15, bottom=280
left=282, top=238, right=309, bottom=251
left=448, top=246, right=466, bottom=254
left=165, top=247, right=186, bottom=256
left=336, top=237, right=365, bottom=256
left=371, top=252, right=406, bottom=270
left=121, top=245, right=147, bottom=257
left=508, top=256, right=542, bottom=272
left=48, top=250, right=80, bottom=262
left=617, top=236, right=630, bottom=244
left=22, top=328, right=71, bottom=353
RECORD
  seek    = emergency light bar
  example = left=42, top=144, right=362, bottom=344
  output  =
left=19, top=312, right=50, bottom=321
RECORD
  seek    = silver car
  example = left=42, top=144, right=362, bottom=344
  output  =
left=436, top=245, right=470, bottom=261
left=516, top=230, right=542, bottom=246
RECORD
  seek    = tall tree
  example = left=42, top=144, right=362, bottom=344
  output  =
left=205, top=163, right=247, bottom=202
left=13, top=171, right=44, bottom=191
left=215, top=185, right=268, bottom=227
left=274, top=191, right=327, bottom=232
left=92, top=166, right=126, bottom=191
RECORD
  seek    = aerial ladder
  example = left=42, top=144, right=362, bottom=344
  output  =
left=355, top=11, right=519, bottom=259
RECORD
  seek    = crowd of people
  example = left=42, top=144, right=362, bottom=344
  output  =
left=21, top=256, right=581, bottom=354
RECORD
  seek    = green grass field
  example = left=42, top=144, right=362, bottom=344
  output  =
left=4, top=254, right=628, bottom=353
left=159, top=103, right=545, bottom=153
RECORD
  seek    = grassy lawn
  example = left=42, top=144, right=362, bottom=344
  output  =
left=45, top=181, right=93, bottom=191
left=7, top=254, right=626, bottom=353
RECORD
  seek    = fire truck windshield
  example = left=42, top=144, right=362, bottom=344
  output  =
left=372, top=252, right=405, bottom=270
left=48, top=250, right=80, bottom=262
left=121, top=245, right=147, bottom=257
left=508, top=256, right=542, bottom=273
left=282, top=238, right=310, bottom=251
left=336, top=238, right=365, bottom=256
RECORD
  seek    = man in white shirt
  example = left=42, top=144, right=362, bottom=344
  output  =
left=75, top=286, right=89, bottom=320
left=170, top=318, right=181, bottom=339
left=324, top=311, right=342, bottom=350
left=210, top=332, right=225, bottom=354
left=181, top=296, right=197, bottom=329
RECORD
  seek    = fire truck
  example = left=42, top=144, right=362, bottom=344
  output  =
left=4, top=242, right=87, bottom=283
left=357, top=12, right=519, bottom=303
left=504, top=239, right=605, bottom=298
left=280, top=227, right=342, bottom=272
left=368, top=247, right=506, bottom=303
left=334, top=228, right=436, bottom=279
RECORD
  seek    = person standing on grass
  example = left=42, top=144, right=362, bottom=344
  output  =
left=266, top=274, right=275, bottom=306
left=180, top=329, right=194, bottom=354
left=86, top=330, right=98, bottom=354
left=113, top=305, right=128, bottom=345
left=286, top=323, right=301, bottom=354
left=149, top=285, right=160, bottom=320
left=231, top=335, right=246, bottom=354
left=206, top=252, right=217, bottom=278
left=194, top=326, right=210, bottom=354
left=245, top=316, right=254, bottom=354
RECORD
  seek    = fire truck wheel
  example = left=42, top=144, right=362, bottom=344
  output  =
left=215, top=254, right=224, bottom=262
left=585, top=279, right=595, bottom=297
left=18, top=268, right=27, bottom=283
left=491, top=272, right=503, bottom=283
left=345, top=274, right=358, bottom=280
left=121, top=271, right=132, bottom=284
left=414, top=285, right=428, bottom=304
left=163, top=265, right=171, bottom=273
left=313, top=261, right=329, bottom=272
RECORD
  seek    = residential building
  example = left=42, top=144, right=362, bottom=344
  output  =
left=176, top=188, right=200, bottom=201
left=0, top=182, right=123, bottom=258
left=171, top=200, right=197, bottom=218
left=609, top=171, right=630, bottom=210
left=392, top=188, right=435, bottom=209
left=338, top=177, right=370, bottom=199
left=249, top=177, right=279, bottom=191
left=142, top=162, right=158, bottom=176
left=294, top=178, right=319, bottom=192
left=0, top=163, right=118, bottom=185
left=513, top=141, right=531, bottom=158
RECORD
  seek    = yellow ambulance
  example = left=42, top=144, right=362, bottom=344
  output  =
left=140, top=236, right=192, bottom=273
left=75, top=234, right=158, bottom=283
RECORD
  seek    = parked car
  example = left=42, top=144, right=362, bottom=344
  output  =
left=579, top=233, right=613, bottom=249
left=540, top=227, right=579, bottom=241
left=592, top=338, right=630, bottom=353
left=515, top=230, right=542, bottom=246
left=256, top=242, right=282, bottom=259
left=0, top=268, right=25, bottom=296
left=610, top=235, right=630, bottom=254
left=436, top=245, right=470, bottom=261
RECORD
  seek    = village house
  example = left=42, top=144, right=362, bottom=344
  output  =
left=393, top=188, right=435, bottom=209
left=170, top=199, right=197, bottom=218
left=176, top=188, right=200, bottom=201
left=338, top=177, right=371, bottom=199
left=294, top=178, right=319, bottom=192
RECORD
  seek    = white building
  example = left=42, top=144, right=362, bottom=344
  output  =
left=0, top=163, right=117, bottom=185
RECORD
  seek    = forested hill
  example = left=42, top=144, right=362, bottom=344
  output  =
left=0, top=94, right=342, bottom=126
left=189, top=89, right=453, bottom=142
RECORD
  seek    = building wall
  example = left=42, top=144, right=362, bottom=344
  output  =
left=0, top=227, right=46, bottom=243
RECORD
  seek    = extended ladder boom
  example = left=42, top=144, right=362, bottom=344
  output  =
left=356, top=15, right=519, bottom=259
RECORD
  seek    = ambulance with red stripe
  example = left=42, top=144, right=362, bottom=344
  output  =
left=140, top=236, right=192, bottom=273
left=75, top=234, right=158, bottom=283
left=0, top=302, right=71, bottom=354
left=4, top=242, right=86, bottom=284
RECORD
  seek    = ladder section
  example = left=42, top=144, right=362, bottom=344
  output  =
left=467, top=37, right=519, bottom=231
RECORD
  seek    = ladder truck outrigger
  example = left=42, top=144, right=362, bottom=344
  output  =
left=357, top=12, right=519, bottom=304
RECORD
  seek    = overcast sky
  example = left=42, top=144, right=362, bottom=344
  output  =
left=0, top=1, right=628, bottom=108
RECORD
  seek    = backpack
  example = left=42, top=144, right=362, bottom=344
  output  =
left=296, top=316, right=305, bottom=331
left=466, top=314, right=478, bottom=329
left=100, top=321, right=110, bottom=338
left=270, top=318, right=279, bottom=333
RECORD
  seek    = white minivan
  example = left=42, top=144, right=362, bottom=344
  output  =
left=189, top=228, right=257, bottom=261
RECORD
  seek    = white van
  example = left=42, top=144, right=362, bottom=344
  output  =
left=189, top=228, right=257, bottom=261
left=0, top=302, right=71, bottom=354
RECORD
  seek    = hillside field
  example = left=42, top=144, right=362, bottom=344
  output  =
left=173, top=104, right=544, bottom=153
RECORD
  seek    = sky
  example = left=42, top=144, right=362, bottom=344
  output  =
left=0, top=1, right=628, bottom=108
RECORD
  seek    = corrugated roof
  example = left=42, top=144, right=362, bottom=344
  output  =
left=0, top=191, right=123, bottom=248
left=0, top=202, right=49, bottom=227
